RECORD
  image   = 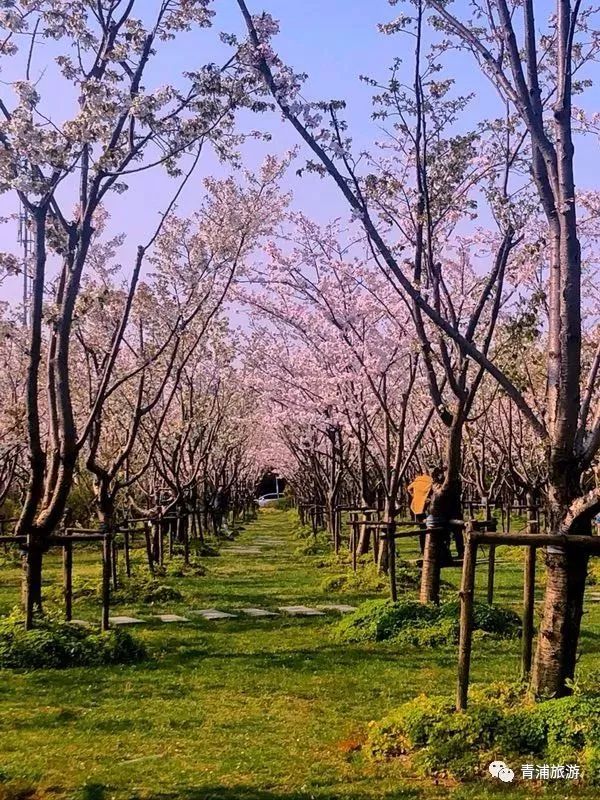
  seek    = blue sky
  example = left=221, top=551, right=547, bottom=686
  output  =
left=0, top=0, right=598, bottom=303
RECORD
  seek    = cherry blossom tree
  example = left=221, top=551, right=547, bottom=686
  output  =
left=0, top=0, right=269, bottom=623
left=234, top=0, right=600, bottom=697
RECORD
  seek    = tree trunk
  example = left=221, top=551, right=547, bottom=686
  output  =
left=532, top=544, right=588, bottom=697
left=23, top=537, right=44, bottom=628
left=420, top=419, right=463, bottom=603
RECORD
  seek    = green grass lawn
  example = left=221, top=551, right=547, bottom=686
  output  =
left=1, top=509, right=600, bottom=800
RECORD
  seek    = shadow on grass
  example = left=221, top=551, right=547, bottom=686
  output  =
left=133, top=788, right=423, bottom=800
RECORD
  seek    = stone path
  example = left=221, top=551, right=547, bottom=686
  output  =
left=241, top=607, right=278, bottom=617
left=108, top=604, right=357, bottom=626
left=278, top=605, right=325, bottom=616
left=104, top=525, right=358, bottom=628
left=189, top=608, right=237, bottom=620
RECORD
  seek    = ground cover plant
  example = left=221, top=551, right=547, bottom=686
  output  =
left=0, top=612, right=146, bottom=670
left=0, top=510, right=600, bottom=800
left=332, top=598, right=521, bottom=646
left=366, top=681, right=600, bottom=783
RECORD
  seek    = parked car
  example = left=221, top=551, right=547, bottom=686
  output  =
left=256, top=493, right=283, bottom=508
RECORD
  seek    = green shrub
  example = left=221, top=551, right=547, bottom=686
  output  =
left=45, top=568, right=184, bottom=607
left=396, top=616, right=460, bottom=648
left=46, top=576, right=99, bottom=606
left=0, top=612, right=146, bottom=670
left=321, top=561, right=419, bottom=596
left=111, top=570, right=183, bottom=605
left=163, top=556, right=207, bottom=577
left=587, top=561, right=600, bottom=586
left=271, top=497, right=292, bottom=510
left=541, top=695, right=600, bottom=763
left=194, top=542, right=220, bottom=557
left=66, top=481, right=96, bottom=526
left=294, top=537, right=330, bottom=556
left=367, top=694, right=455, bottom=758
left=496, top=706, right=547, bottom=755
left=584, top=745, right=600, bottom=786
left=0, top=547, right=23, bottom=568
left=333, top=599, right=520, bottom=646
left=332, top=599, right=438, bottom=644
left=291, top=523, right=318, bottom=541
left=366, top=683, right=600, bottom=782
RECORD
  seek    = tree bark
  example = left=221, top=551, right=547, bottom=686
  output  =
left=420, top=419, right=463, bottom=603
left=532, top=543, right=588, bottom=696
left=24, top=537, right=44, bottom=628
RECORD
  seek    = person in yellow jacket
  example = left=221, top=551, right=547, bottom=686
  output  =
left=408, top=473, right=433, bottom=554
left=407, top=474, right=433, bottom=516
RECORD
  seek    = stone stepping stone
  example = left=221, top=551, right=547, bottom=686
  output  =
left=240, top=607, right=278, bottom=617
left=226, top=547, right=262, bottom=555
left=254, top=538, right=286, bottom=544
left=278, top=605, right=325, bottom=616
left=154, top=614, right=190, bottom=623
left=319, top=604, right=357, bottom=613
left=189, top=608, right=237, bottom=620
left=110, top=615, right=144, bottom=625
left=68, top=619, right=93, bottom=628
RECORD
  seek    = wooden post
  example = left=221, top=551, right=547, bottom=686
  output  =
left=522, top=545, right=536, bottom=679
left=101, top=534, right=111, bottom=631
left=144, top=521, right=155, bottom=574
left=483, top=497, right=495, bottom=604
left=522, top=506, right=539, bottom=679
left=329, top=503, right=339, bottom=554
left=184, top=515, right=190, bottom=565
left=111, top=535, right=118, bottom=590
left=63, top=533, right=73, bottom=622
left=23, top=533, right=41, bottom=630
left=158, top=521, right=164, bottom=566
left=123, top=530, right=131, bottom=578
left=486, top=544, right=496, bottom=605
left=169, top=518, right=175, bottom=559
left=372, top=514, right=380, bottom=565
left=457, top=527, right=477, bottom=711
left=157, top=518, right=162, bottom=559
left=388, top=520, right=397, bottom=602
